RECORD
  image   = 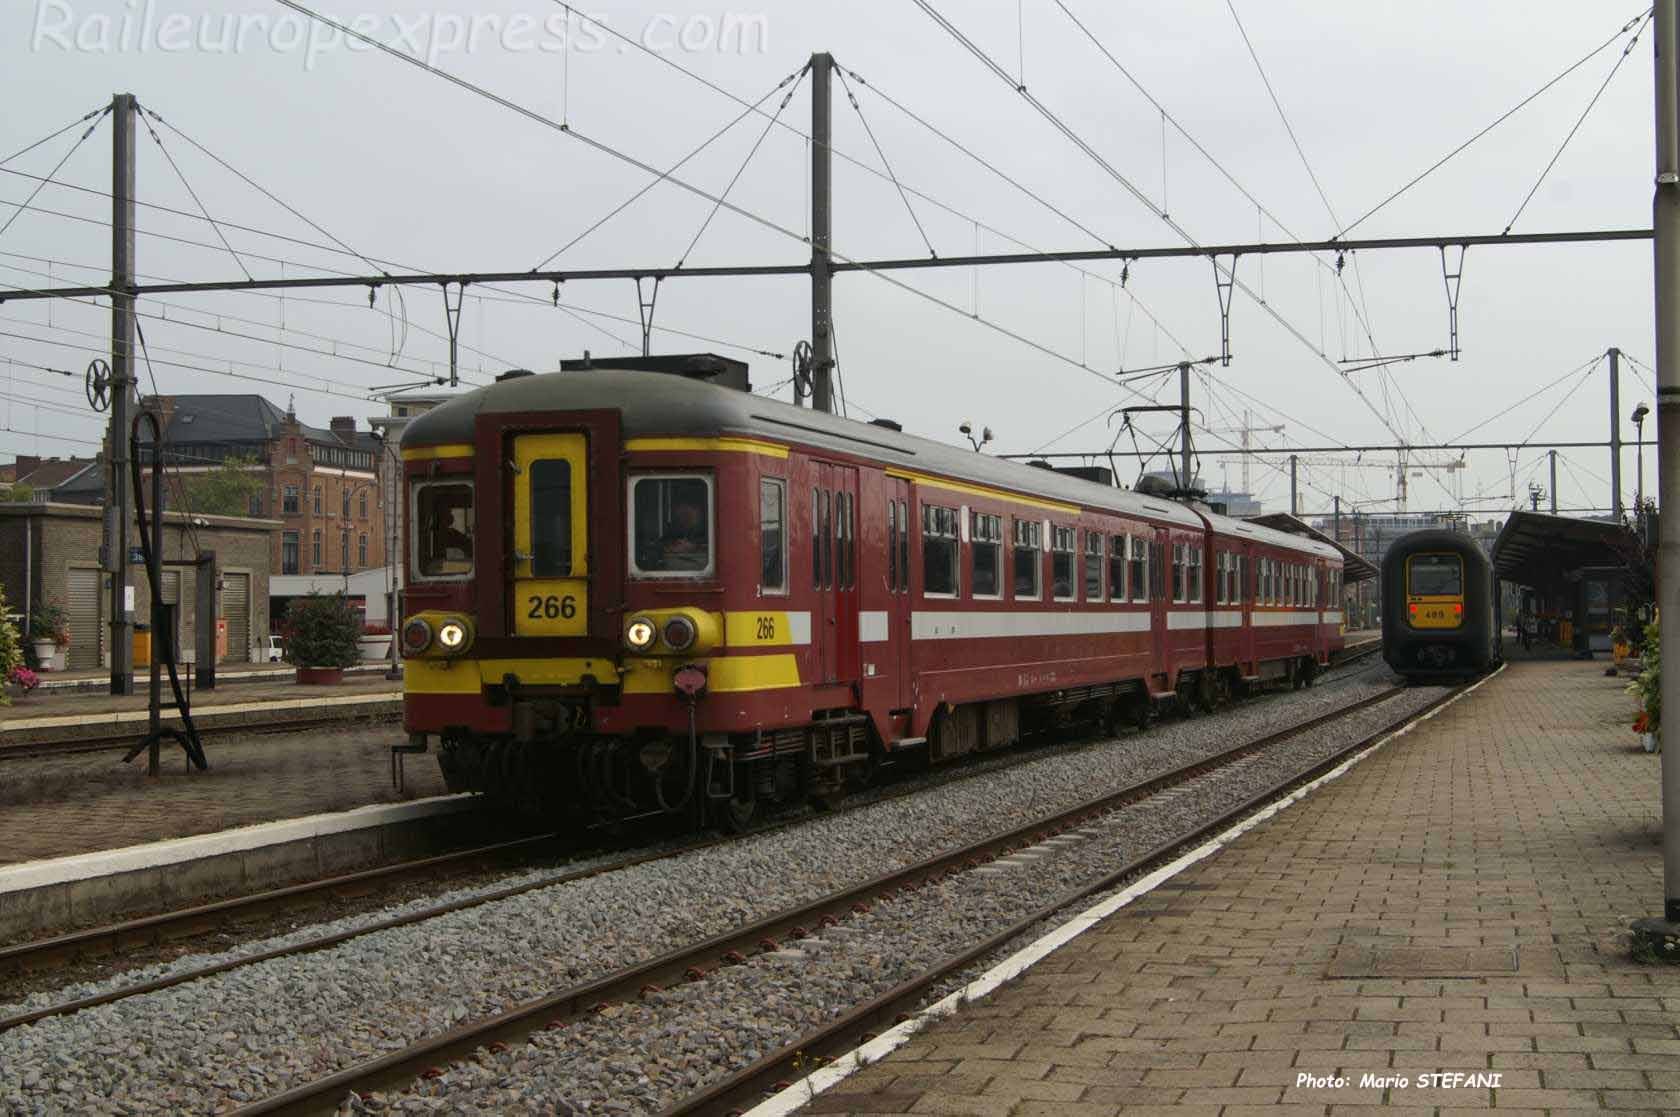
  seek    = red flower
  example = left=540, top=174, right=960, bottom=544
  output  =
left=1634, top=711, right=1650, bottom=733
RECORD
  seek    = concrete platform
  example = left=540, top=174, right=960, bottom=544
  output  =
left=790, top=659, right=1679, bottom=1115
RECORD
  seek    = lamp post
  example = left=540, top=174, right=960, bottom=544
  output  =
left=1633, top=402, right=1650, bottom=511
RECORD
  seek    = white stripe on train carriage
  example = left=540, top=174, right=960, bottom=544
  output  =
left=1166, top=611, right=1206, bottom=630
left=1252, top=610, right=1326, bottom=627
left=1323, top=610, right=1343, bottom=624
left=858, top=610, right=889, bottom=643
left=910, top=610, right=1152, bottom=641
left=1210, top=610, right=1242, bottom=629
left=785, top=611, right=813, bottom=645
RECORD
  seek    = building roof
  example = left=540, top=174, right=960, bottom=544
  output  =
left=14, top=457, right=98, bottom=490
left=1490, top=510, right=1636, bottom=588
left=147, top=394, right=380, bottom=454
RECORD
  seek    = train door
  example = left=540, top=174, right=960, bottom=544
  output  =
left=1148, top=525, right=1170, bottom=689
left=510, top=433, right=589, bottom=638
left=1236, top=542, right=1256, bottom=673
left=875, top=476, right=912, bottom=710
left=811, top=462, right=861, bottom=690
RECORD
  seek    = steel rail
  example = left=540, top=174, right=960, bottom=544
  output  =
left=664, top=680, right=1467, bottom=1117
left=227, top=683, right=1411, bottom=1116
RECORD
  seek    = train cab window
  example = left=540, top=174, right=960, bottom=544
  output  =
left=530, top=460, right=574, bottom=576
left=760, top=479, right=786, bottom=594
left=631, top=474, right=713, bottom=577
left=1187, top=546, right=1203, bottom=604
left=1012, top=518, right=1042, bottom=599
left=923, top=504, right=959, bottom=597
left=1109, top=533, right=1128, bottom=601
left=971, top=511, right=1003, bottom=598
left=413, top=481, right=474, bottom=580
left=1084, top=531, right=1104, bottom=601
left=1130, top=536, right=1150, bottom=602
left=1408, top=553, right=1462, bottom=596
left=1051, top=526, right=1076, bottom=601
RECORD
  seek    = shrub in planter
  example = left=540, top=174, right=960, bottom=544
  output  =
left=283, top=593, right=361, bottom=683
left=0, top=584, right=22, bottom=706
left=1628, top=618, right=1661, bottom=751
left=29, top=600, right=69, bottom=647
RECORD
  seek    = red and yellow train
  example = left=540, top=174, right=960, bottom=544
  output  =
left=397, top=357, right=1344, bottom=827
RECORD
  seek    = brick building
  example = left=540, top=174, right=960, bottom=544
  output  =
left=142, top=394, right=388, bottom=579
left=0, top=503, right=276, bottom=669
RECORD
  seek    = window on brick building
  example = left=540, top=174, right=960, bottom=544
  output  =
left=311, top=530, right=322, bottom=567
left=359, top=491, right=368, bottom=519
left=282, top=485, right=299, bottom=514
left=342, top=488, right=350, bottom=518
left=312, top=486, right=322, bottom=515
left=358, top=533, right=368, bottom=566
left=341, top=531, right=350, bottom=571
left=282, top=531, right=299, bottom=575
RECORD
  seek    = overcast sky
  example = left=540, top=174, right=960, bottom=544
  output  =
left=0, top=0, right=1661, bottom=518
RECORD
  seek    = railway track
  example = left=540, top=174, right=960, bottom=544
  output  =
left=213, top=680, right=1428, bottom=1117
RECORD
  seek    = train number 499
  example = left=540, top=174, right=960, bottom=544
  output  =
left=527, top=594, right=578, bottom=620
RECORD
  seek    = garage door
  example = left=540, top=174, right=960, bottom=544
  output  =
left=223, top=572, right=250, bottom=663
left=66, top=567, right=101, bottom=670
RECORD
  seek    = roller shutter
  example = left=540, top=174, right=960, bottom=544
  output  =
left=159, top=570, right=180, bottom=659
left=223, top=572, right=250, bottom=663
left=66, top=567, right=101, bottom=670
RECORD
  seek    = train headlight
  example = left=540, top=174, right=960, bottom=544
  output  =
left=626, top=616, right=657, bottom=651
left=401, top=617, right=433, bottom=655
left=437, top=619, right=471, bottom=654
left=661, top=614, right=698, bottom=653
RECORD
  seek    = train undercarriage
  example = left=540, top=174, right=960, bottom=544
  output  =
left=430, top=655, right=1325, bottom=831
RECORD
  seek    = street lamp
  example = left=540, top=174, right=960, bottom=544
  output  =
left=1633, top=402, right=1651, bottom=511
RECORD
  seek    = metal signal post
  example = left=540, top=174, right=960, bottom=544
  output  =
left=809, top=52, right=835, bottom=414
left=107, top=92, right=137, bottom=696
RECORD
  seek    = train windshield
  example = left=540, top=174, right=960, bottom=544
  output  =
left=413, top=481, right=474, bottom=579
left=1408, top=553, right=1462, bottom=596
left=630, top=474, right=714, bottom=576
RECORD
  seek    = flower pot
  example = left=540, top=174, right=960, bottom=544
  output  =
left=29, top=641, right=56, bottom=669
left=357, top=635, right=393, bottom=663
left=296, top=666, right=345, bottom=686
left=1644, top=731, right=1660, bottom=754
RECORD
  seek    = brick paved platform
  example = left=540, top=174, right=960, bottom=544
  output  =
left=0, top=668, right=399, bottom=724
left=807, top=659, right=1678, bottom=1115
left=0, top=719, right=445, bottom=866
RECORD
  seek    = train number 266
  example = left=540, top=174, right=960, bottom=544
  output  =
left=526, top=594, right=578, bottom=620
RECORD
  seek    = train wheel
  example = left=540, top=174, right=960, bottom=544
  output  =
left=1131, top=694, right=1154, bottom=731
left=721, top=788, right=757, bottom=833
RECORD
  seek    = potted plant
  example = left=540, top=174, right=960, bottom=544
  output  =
left=28, top=600, right=69, bottom=669
left=358, top=623, right=393, bottom=663
left=1629, top=618, right=1661, bottom=753
left=282, top=593, right=361, bottom=685
left=0, top=585, right=22, bottom=705
left=8, top=665, right=39, bottom=699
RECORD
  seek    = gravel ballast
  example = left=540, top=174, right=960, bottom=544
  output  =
left=0, top=661, right=1410, bottom=1116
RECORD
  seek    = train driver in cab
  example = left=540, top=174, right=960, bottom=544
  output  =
left=636, top=479, right=711, bottom=573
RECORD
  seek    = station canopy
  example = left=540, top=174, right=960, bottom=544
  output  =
left=1243, top=512, right=1378, bottom=583
left=1491, top=510, right=1637, bottom=588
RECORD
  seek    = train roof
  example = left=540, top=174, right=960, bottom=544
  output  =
left=405, top=367, right=1336, bottom=559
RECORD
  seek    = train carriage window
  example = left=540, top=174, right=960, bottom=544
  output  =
left=835, top=491, right=852, bottom=589
left=530, top=460, right=574, bottom=576
left=1109, top=533, right=1128, bottom=601
left=412, top=480, right=475, bottom=580
left=1012, top=519, right=1042, bottom=599
left=631, top=474, right=713, bottom=577
left=923, top=504, right=959, bottom=597
left=972, top=511, right=1003, bottom=598
left=821, top=489, right=833, bottom=588
left=1085, top=530, right=1105, bottom=601
left=1051, top=526, right=1076, bottom=601
left=1171, top=543, right=1186, bottom=603
left=1260, top=558, right=1271, bottom=604
left=1188, top=546, right=1203, bottom=604
left=888, top=503, right=898, bottom=591
left=760, top=479, right=786, bottom=594
left=897, top=501, right=910, bottom=591
left=1130, top=535, right=1150, bottom=602
left=813, top=489, right=822, bottom=588
left=1408, top=553, right=1462, bottom=596
left=1149, top=540, right=1165, bottom=599
left=1215, top=553, right=1227, bottom=605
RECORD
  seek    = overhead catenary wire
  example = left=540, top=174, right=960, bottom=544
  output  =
left=0, top=110, right=106, bottom=247
left=1340, top=5, right=1651, bottom=238
left=834, top=65, right=937, bottom=258
left=1503, top=10, right=1652, bottom=234
left=136, top=109, right=252, bottom=281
